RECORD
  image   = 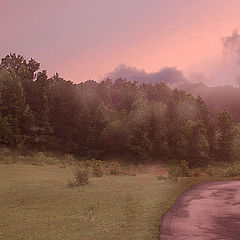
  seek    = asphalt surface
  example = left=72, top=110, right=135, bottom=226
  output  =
left=159, top=181, right=240, bottom=240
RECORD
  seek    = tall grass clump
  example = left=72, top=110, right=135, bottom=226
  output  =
left=69, top=168, right=89, bottom=187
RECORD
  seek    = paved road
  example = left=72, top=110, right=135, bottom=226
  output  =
left=159, top=181, right=240, bottom=240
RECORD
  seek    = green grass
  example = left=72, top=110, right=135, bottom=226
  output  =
left=0, top=164, right=239, bottom=240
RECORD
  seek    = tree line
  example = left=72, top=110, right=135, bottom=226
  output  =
left=0, top=54, right=236, bottom=166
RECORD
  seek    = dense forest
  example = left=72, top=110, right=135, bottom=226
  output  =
left=0, top=54, right=238, bottom=166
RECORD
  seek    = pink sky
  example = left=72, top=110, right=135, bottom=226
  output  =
left=1, top=0, right=240, bottom=83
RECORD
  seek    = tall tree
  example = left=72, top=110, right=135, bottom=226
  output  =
left=165, top=89, right=186, bottom=159
left=196, top=96, right=216, bottom=159
left=1, top=53, right=40, bottom=105
left=0, top=67, right=27, bottom=147
left=128, top=97, right=151, bottom=158
left=185, top=120, right=209, bottom=167
left=217, top=109, right=234, bottom=162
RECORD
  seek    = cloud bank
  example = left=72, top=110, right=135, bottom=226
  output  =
left=188, top=29, right=240, bottom=87
left=104, top=29, right=240, bottom=87
left=104, top=64, right=187, bottom=85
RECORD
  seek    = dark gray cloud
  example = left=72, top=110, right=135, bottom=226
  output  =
left=104, top=64, right=187, bottom=85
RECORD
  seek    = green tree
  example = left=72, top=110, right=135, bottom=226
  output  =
left=217, top=109, right=234, bottom=162
left=148, top=102, right=168, bottom=158
left=99, top=120, right=130, bottom=154
left=0, top=67, right=27, bottom=147
left=196, top=95, right=216, bottom=159
left=165, top=89, right=186, bottom=159
left=87, top=102, right=112, bottom=156
left=128, top=97, right=151, bottom=158
left=1, top=53, right=40, bottom=106
left=0, top=116, right=13, bottom=146
left=111, top=78, right=138, bottom=112
left=48, top=73, right=90, bottom=153
left=185, top=120, right=209, bottom=167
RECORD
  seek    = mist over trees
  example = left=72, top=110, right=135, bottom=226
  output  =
left=0, top=54, right=238, bottom=166
left=178, top=82, right=240, bottom=121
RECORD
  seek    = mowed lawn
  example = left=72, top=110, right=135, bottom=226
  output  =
left=0, top=164, right=218, bottom=240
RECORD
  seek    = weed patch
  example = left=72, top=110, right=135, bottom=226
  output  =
left=69, top=168, right=89, bottom=187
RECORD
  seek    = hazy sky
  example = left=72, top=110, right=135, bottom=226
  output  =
left=1, top=0, right=240, bottom=83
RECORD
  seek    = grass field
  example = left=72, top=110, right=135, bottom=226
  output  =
left=0, top=163, right=239, bottom=240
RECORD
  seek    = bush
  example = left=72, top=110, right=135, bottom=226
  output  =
left=108, top=162, right=122, bottom=176
left=168, top=167, right=181, bottom=182
left=24, top=152, right=58, bottom=166
left=0, top=148, right=14, bottom=164
left=190, top=167, right=201, bottom=177
left=82, top=159, right=105, bottom=177
left=220, top=164, right=240, bottom=177
left=70, top=168, right=89, bottom=187
left=92, top=164, right=104, bottom=177
left=1, top=155, right=14, bottom=164
left=204, top=164, right=225, bottom=177
left=179, top=160, right=190, bottom=176
left=167, top=160, right=190, bottom=182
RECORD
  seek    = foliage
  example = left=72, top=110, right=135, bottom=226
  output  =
left=189, top=167, right=202, bottom=177
left=108, top=162, right=123, bottom=175
left=167, top=160, right=190, bottom=181
left=205, top=164, right=218, bottom=176
left=217, top=109, right=234, bottom=162
left=220, top=164, right=240, bottom=177
left=185, top=120, right=209, bottom=167
left=0, top=53, right=238, bottom=167
left=204, top=162, right=240, bottom=177
left=167, top=167, right=181, bottom=182
left=70, top=168, right=89, bottom=186
left=82, top=159, right=105, bottom=177
left=99, top=120, right=130, bottom=154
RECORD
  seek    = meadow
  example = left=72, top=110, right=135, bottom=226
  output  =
left=1, top=159, right=239, bottom=240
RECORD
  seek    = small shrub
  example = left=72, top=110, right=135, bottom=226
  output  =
left=205, top=164, right=218, bottom=176
left=83, top=159, right=92, bottom=169
left=92, top=165, right=103, bottom=177
left=167, top=160, right=190, bottom=182
left=70, top=168, right=89, bottom=187
left=1, top=155, right=13, bottom=164
left=220, top=164, right=240, bottom=177
left=108, top=162, right=122, bottom=176
left=82, top=159, right=105, bottom=177
left=0, top=147, right=12, bottom=161
left=179, top=160, right=190, bottom=177
left=190, top=167, right=201, bottom=177
left=168, top=167, right=181, bottom=182
left=16, top=155, right=31, bottom=164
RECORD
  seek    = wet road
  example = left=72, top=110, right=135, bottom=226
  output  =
left=159, top=181, right=240, bottom=240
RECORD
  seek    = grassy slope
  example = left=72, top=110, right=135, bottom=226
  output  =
left=0, top=164, right=239, bottom=240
